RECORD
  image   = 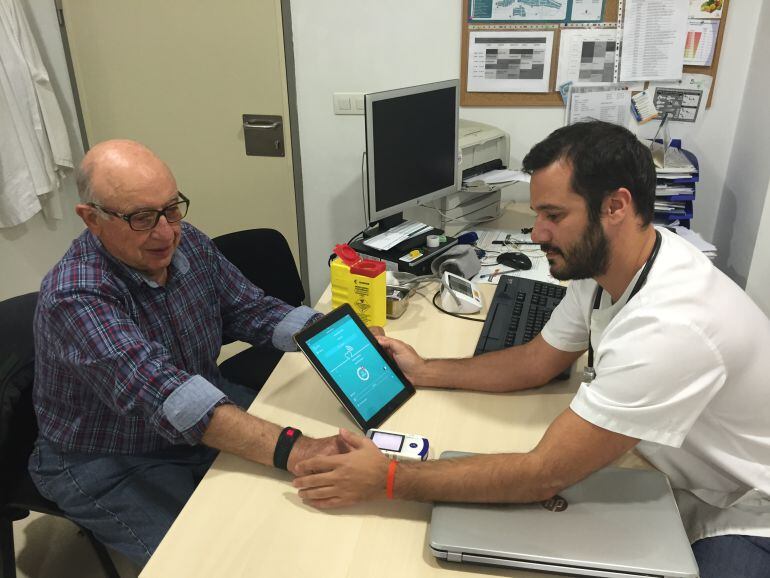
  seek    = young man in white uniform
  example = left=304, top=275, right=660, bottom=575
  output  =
left=293, top=121, right=770, bottom=577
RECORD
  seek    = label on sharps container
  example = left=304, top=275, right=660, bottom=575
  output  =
left=353, top=279, right=372, bottom=324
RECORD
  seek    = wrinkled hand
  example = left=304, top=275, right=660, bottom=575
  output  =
left=375, top=335, right=426, bottom=385
left=287, top=433, right=349, bottom=475
left=293, top=429, right=390, bottom=508
left=369, top=325, right=386, bottom=337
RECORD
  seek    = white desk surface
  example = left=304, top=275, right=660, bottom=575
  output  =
left=141, top=204, right=647, bottom=578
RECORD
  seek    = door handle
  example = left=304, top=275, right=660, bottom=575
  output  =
left=243, top=120, right=281, bottom=130
left=242, top=114, right=284, bottom=157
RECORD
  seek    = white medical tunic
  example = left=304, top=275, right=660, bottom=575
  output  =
left=541, top=227, right=770, bottom=542
left=0, top=0, right=72, bottom=227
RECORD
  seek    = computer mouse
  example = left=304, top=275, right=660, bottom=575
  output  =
left=496, top=252, right=532, bottom=270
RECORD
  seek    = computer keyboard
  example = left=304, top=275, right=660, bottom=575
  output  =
left=475, top=275, right=566, bottom=355
left=363, top=220, right=433, bottom=251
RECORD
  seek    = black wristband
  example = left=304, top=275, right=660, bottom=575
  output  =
left=273, top=426, right=303, bottom=470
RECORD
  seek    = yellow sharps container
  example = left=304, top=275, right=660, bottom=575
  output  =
left=330, top=244, right=386, bottom=327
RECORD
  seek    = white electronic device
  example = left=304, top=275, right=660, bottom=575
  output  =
left=366, top=429, right=429, bottom=461
left=440, top=271, right=483, bottom=314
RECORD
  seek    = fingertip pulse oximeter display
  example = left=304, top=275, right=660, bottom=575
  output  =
left=367, top=429, right=429, bottom=461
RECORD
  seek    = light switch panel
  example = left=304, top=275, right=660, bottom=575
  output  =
left=333, top=92, right=365, bottom=115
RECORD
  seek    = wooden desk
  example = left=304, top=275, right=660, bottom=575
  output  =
left=141, top=204, right=646, bottom=578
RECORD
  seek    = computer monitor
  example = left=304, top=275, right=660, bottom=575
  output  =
left=364, top=79, right=459, bottom=232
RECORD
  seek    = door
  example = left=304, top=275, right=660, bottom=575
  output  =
left=59, top=0, right=303, bottom=259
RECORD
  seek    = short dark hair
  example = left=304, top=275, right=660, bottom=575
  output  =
left=522, top=121, right=656, bottom=226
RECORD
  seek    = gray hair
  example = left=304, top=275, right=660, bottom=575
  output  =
left=76, top=161, right=96, bottom=204
left=76, top=161, right=111, bottom=221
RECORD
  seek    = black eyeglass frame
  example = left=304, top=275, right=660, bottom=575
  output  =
left=89, top=191, right=190, bottom=231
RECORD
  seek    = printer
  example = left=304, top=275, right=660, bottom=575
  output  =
left=405, top=119, right=511, bottom=236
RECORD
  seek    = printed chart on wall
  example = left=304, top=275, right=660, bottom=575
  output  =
left=467, top=30, right=554, bottom=93
left=683, top=19, right=718, bottom=66
left=566, top=84, right=631, bottom=126
left=470, top=0, right=567, bottom=22
left=649, top=74, right=712, bottom=123
left=556, top=27, right=618, bottom=89
left=620, top=0, right=689, bottom=82
left=469, top=0, right=604, bottom=23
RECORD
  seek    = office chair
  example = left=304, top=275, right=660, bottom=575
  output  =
left=213, top=228, right=306, bottom=392
left=0, top=292, right=119, bottom=578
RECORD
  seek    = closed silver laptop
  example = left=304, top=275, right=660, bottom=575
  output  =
left=430, top=453, right=699, bottom=578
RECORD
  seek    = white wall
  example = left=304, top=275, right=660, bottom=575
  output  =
left=746, top=179, right=770, bottom=315
left=714, top=0, right=770, bottom=288
left=0, top=0, right=84, bottom=301
left=291, top=0, right=762, bottom=303
left=741, top=0, right=770, bottom=314
left=291, top=0, right=462, bottom=301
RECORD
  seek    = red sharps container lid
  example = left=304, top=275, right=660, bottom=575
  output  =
left=350, top=259, right=386, bottom=278
left=333, top=244, right=360, bottom=266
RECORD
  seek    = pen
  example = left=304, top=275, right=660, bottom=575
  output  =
left=483, top=268, right=500, bottom=281
left=485, top=268, right=515, bottom=280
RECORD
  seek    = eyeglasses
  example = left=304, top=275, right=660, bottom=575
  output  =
left=89, top=192, right=190, bottom=231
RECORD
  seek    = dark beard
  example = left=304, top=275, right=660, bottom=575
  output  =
left=541, top=218, right=610, bottom=280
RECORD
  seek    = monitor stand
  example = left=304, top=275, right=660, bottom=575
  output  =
left=363, top=212, right=405, bottom=238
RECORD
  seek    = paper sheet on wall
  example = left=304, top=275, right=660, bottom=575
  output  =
left=649, top=73, right=712, bottom=123
left=688, top=0, right=722, bottom=19
left=467, top=31, right=554, bottom=93
left=469, top=0, right=568, bottom=22
left=556, top=28, right=618, bottom=89
left=570, top=0, right=605, bottom=22
left=566, top=84, right=631, bottom=127
left=620, top=0, right=689, bottom=82
left=683, top=19, right=718, bottom=66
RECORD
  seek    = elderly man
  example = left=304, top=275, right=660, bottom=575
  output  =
left=29, top=140, right=337, bottom=566
left=293, top=121, right=770, bottom=578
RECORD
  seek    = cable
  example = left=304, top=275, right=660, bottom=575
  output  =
left=431, top=290, right=486, bottom=323
left=347, top=229, right=364, bottom=244
left=398, top=274, right=437, bottom=287
left=361, top=151, right=368, bottom=230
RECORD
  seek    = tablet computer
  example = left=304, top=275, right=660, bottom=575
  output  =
left=294, top=303, right=415, bottom=431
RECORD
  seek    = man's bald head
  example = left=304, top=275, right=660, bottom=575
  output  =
left=76, top=140, right=176, bottom=206
left=73, top=139, right=183, bottom=285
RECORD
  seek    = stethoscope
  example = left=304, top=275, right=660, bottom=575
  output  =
left=583, top=230, right=662, bottom=383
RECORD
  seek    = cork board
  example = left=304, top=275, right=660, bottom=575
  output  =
left=460, top=0, right=729, bottom=108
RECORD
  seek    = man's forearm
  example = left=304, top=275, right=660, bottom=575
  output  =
left=201, top=404, right=334, bottom=473
left=394, top=452, right=557, bottom=503
left=201, top=404, right=281, bottom=466
left=394, top=409, right=637, bottom=504
left=419, top=338, right=565, bottom=393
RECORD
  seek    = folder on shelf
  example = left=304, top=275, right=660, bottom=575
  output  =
left=653, top=141, right=698, bottom=228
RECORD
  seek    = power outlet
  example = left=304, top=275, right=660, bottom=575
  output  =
left=333, top=92, right=365, bottom=115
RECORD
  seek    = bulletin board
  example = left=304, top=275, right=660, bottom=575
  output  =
left=460, top=0, right=730, bottom=108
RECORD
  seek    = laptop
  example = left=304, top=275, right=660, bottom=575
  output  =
left=430, top=453, right=699, bottom=578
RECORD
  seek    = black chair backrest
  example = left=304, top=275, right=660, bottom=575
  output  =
left=0, top=292, right=39, bottom=485
left=213, top=228, right=305, bottom=307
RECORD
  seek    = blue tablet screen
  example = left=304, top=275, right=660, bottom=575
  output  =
left=305, top=315, right=405, bottom=421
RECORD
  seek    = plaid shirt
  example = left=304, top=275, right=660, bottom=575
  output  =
left=33, top=223, right=317, bottom=454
